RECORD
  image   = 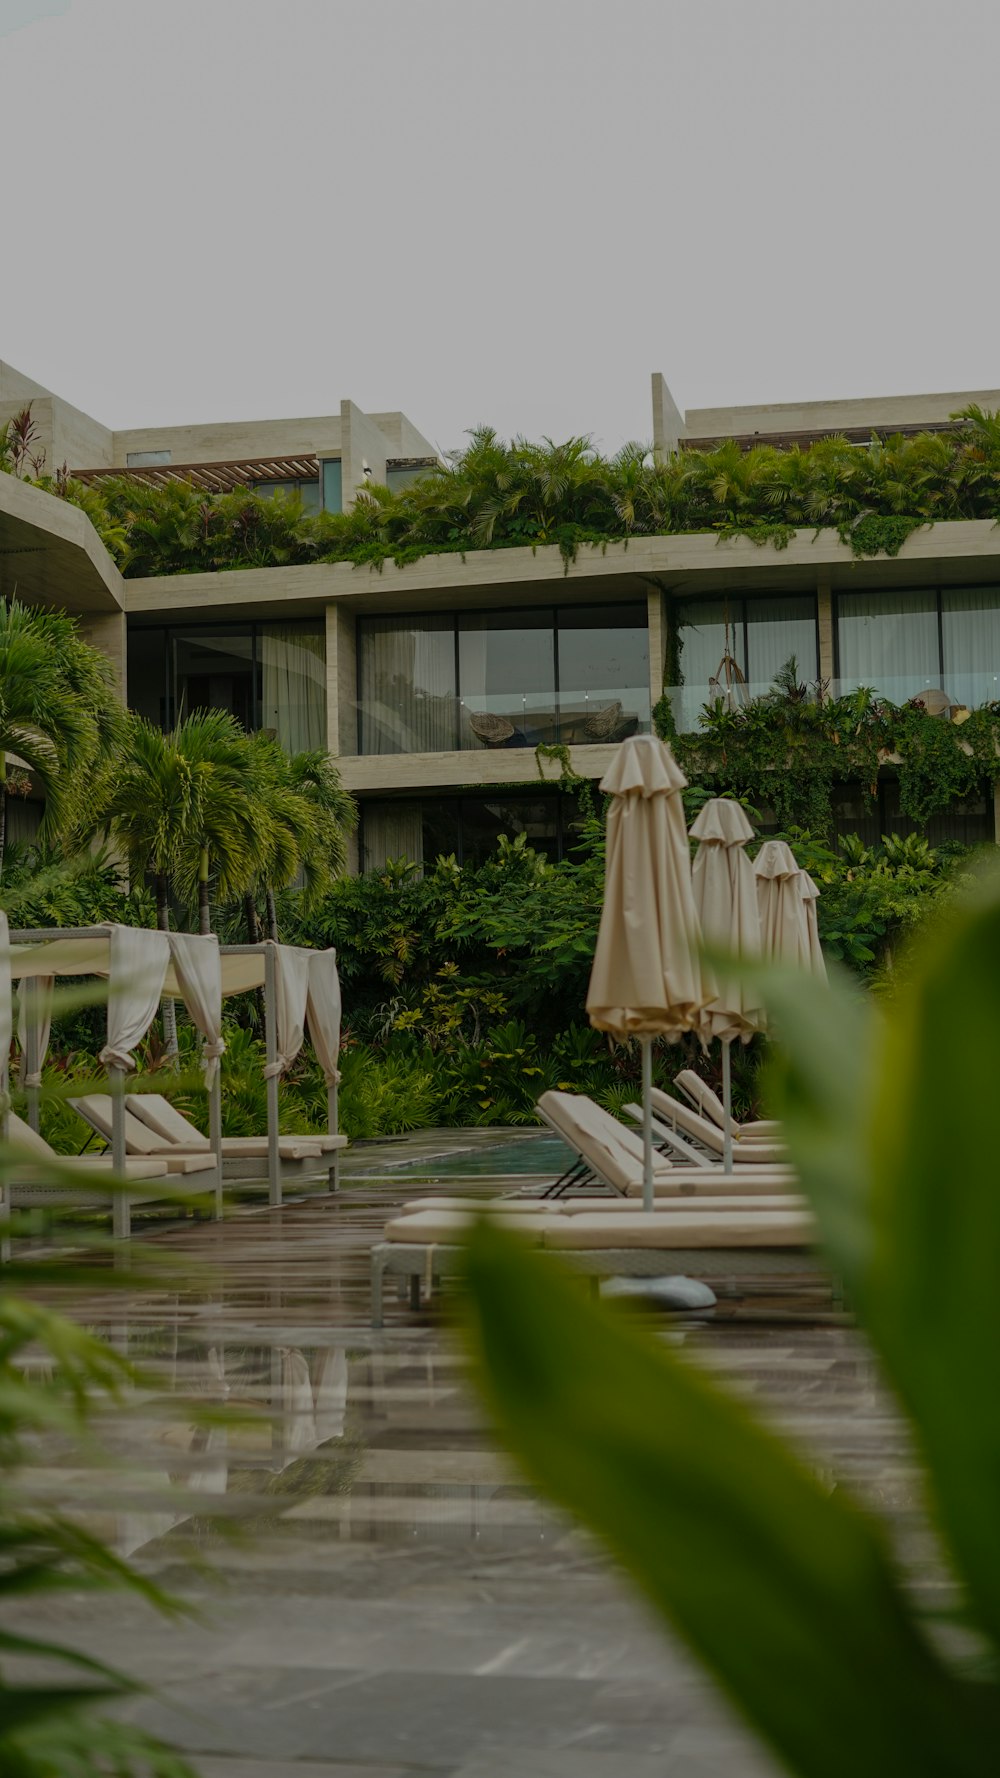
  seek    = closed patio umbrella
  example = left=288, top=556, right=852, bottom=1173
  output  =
left=586, top=734, right=707, bottom=1210
left=753, top=840, right=812, bottom=969
left=690, top=798, right=765, bottom=1172
left=799, top=871, right=828, bottom=980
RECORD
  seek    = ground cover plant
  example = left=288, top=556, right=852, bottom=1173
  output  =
left=464, top=867, right=1000, bottom=1778
left=8, top=405, right=1000, bottom=576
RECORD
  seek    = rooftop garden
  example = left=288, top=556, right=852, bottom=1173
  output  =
left=5, top=406, right=1000, bottom=576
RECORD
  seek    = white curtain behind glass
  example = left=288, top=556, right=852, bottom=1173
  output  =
left=745, top=597, right=818, bottom=690
left=260, top=628, right=325, bottom=754
left=941, top=587, right=1000, bottom=709
left=836, top=592, right=940, bottom=699
left=362, top=802, right=424, bottom=870
left=359, top=618, right=456, bottom=754
left=676, top=600, right=733, bottom=732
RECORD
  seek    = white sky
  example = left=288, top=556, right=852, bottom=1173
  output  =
left=2, top=0, right=999, bottom=456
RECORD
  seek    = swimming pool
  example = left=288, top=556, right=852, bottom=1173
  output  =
left=397, top=1133, right=575, bottom=1179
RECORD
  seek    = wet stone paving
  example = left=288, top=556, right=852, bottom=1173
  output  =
left=9, top=1129, right=935, bottom=1778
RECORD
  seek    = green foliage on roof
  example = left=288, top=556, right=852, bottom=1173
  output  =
left=10, top=408, right=1000, bottom=576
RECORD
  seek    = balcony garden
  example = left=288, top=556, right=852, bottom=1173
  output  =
left=7, top=406, right=1000, bottom=575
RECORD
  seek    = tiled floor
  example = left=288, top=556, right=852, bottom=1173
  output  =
left=8, top=1134, right=933, bottom=1778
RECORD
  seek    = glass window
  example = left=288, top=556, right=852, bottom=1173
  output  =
left=836, top=591, right=940, bottom=701
left=259, top=624, right=325, bottom=754
left=557, top=605, right=650, bottom=738
left=127, top=626, right=169, bottom=728
left=674, top=598, right=744, bottom=732
left=321, top=459, right=343, bottom=513
left=459, top=795, right=561, bottom=868
left=745, top=596, right=818, bottom=691
left=361, top=801, right=424, bottom=872
left=254, top=478, right=320, bottom=515
left=941, top=586, right=1000, bottom=710
left=173, top=630, right=257, bottom=730
left=386, top=464, right=430, bottom=494
left=458, top=610, right=556, bottom=749
left=126, top=448, right=171, bottom=466
left=358, top=615, right=457, bottom=755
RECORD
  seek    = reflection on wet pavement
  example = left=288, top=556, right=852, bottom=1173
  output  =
left=8, top=1132, right=936, bottom=1778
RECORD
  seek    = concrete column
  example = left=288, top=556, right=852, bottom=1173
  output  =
left=646, top=582, right=667, bottom=714
left=650, top=375, right=685, bottom=458
left=340, top=400, right=388, bottom=508
left=817, top=577, right=834, bottom=686
left=78, top=609, right=127, bottom=702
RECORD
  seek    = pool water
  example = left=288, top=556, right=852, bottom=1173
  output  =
left=399, top=1134, right=576, bottom=1179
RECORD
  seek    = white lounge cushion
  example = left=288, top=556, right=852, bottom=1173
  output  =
left=384, top=1210, right=548, bottom=1244
left=544, top=1210, right=814, bottom=1250
left=129, top=1095, right=346, bottom=1155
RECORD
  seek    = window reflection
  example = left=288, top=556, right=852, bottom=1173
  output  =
left=357, top=606, right=650, bottom=755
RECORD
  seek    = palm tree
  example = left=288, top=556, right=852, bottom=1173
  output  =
left=0, top=599, right=124, bottom=877
left=245, top=737, right=356, bottom=940
left=104, top=719, right=200, bottom=1047
left=170, top=711, right=265, bottom=935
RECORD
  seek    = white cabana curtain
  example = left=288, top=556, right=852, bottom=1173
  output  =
left=98, top=926, right=171, bottom=1073
left=16, top=973, right=53, bottom=1089
left=263, top=945, right=311, bottom=1079
left=167, top=932, right=226, bottom=1087
left=306, top=949, right=342, bottom=1086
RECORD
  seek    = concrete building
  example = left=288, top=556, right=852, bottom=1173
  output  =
left=4, top=360, right=1000, bottom=866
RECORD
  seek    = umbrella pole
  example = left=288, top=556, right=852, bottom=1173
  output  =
left=641, top=1037, right=654, bottom=1213
left=721, top=1038, right=733, bottom=1175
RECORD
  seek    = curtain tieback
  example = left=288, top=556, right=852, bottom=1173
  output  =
left=98, top=1047, right=135, bottom=1073
left=262, top=1059, right=288, bottom=1081
left=22, top=1071, right=43, bottom=1090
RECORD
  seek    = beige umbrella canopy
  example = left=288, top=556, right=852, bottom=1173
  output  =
left=689, top=798, right=765, bottom=1043
left=586, top=734, right=708, bottom=1208
left=799, top=871, right=828, bottom=980
left=753, top=839, right=812, bottom=968
left=690, top=798, right=765, bottom=1174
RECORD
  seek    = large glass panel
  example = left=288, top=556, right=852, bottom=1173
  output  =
left=460, top=795, right=561, bottom=867
left=358, top=615, right=457, bottom=754
left=421, top=799, right=462, bottom=866
left=361, top=801, right=424, bottom=871
left=173, top=630, right=257, bottom=730
left=259, top=624, right=325, bottom=754
left=458, top=610, right=556, bottom=749
left=127, top=626, right=169, bottom=727
left=745, top=595, right=818, bottom=691
left=673, top=598, right=743, bottom=733
left=321, top=459, right=343, bottom=513
left=836, top=590, right=940, bottom=701
left=941, top=586, right=1000, bottom=709
left=556, top=605, right=650, bottom=740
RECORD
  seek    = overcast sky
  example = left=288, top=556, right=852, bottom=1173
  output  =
left=2, top=0, right=998, bottom=456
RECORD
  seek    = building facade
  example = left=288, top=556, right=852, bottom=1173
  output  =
left=4, top=360, right=1000, bottom=867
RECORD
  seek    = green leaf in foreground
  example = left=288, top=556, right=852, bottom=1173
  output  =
left=464, top=1220, right=1000, bottom=1778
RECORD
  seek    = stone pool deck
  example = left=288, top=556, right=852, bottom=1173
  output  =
left=7, top=1130, right=930, bottom=1778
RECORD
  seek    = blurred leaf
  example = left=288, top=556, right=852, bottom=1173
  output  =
left=464, top=1220, right=999, bottom=1778
left=863, top=877, right=1000, bottom=1650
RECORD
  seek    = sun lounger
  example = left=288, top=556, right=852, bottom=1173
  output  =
left=4, top=1112, right=204, bottom=1237
left=536, top=1090, right=794, bottom=1197
left=70, top=1094, right=343, bottom=1191
left=370, top=1203, right=820, bottom=1327
left=673, top=1069, right=782, bottom=1139
left=644, top=1088, right=788, bottom=1167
